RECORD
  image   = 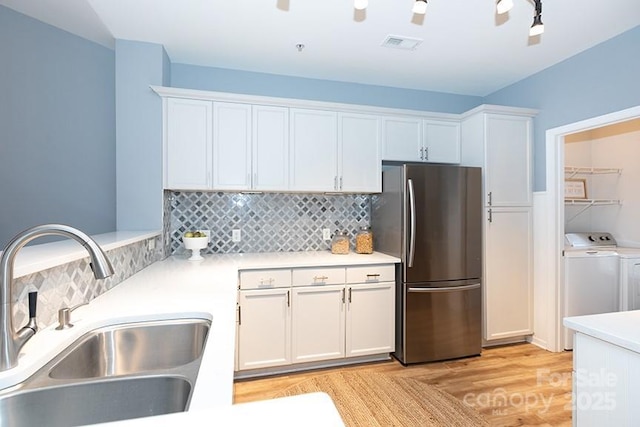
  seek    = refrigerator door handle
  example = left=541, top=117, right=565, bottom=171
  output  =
left=408, top=283, right=481, bottom=293
left=408, top=178, right=416, bottom=268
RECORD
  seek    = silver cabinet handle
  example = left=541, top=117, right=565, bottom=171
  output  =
left=488, top=208, right=493, bottom=223
left=237, top=304, right=242, bottom=326
left=365, top=273, right=380, bottom=279
left=339, top=176, right=343, bottom=190
left=259, top=278, right=275, bottom=286
left=488, top=191, right=493, bottom=206
left=341, top=288, right=345, bottom=303
left=424, top=146, right=429, bottom=161
left=313, top=275, right=328, bottom=282
left=419, top=147, right=424, bottom=160
left=287, top=290, right=290, bottom=307
left=334, top=176, right=338, bottom=191
left=348, top=287, right=352, bottom=303
left=408, top=178, right=416, bottom=268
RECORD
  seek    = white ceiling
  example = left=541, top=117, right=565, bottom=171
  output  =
left=2, top=0, right=640, bottom=96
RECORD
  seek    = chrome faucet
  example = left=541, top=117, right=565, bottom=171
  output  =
left=0, top=224, right=114, bottom=371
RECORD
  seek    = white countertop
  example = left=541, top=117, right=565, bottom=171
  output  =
left=1, top=250, right=398, bottom=424
left=564, top=310, right=640, bottom=354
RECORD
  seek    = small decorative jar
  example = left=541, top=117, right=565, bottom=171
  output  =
left=331, top=230, right=350, bottom=254
left=355, top=226, right=373, bottom=254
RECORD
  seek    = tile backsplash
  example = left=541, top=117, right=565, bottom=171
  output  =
left=167, top=191, right=371, bottom=255
left=12, top=236, right=163, bottom=329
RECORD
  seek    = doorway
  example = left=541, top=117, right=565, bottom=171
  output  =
left=535, top=105, right=640, bottom=352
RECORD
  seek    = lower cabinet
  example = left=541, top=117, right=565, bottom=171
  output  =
left=237, top=288, right=291, bottom=370
left=236, top=264, right=396, bottom=373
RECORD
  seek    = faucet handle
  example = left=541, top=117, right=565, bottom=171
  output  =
left=24, top=291, right=38, bottom=332
left=55, top=302, right=88, bottom=330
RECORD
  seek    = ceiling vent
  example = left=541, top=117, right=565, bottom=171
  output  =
left=381, top=35, right=423, bottom=50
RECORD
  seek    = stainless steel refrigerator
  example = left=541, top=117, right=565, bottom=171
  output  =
left=371, top=163, right=482, bottom=364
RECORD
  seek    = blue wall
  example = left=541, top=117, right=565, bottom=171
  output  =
left=171, top=64, right=482, bottom=114
left=0, top=6, right=115, bottom=248
left=485, top=25, right=640, bottom=191
left=115, top=40, right=169, bottom=231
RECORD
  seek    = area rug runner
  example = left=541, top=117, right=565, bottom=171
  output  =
left=275, top=371, right=489, bottom=427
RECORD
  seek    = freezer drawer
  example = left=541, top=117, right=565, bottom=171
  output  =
left=402, top=282, right=481, bottom=364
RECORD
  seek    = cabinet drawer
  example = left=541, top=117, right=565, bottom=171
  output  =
left=346, top=265, right=395, bottom=284
left=239, top=269, right=291, bottom=290
left=292, top=267, right=345, bottom=286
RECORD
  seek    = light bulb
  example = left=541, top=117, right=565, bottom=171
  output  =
left=412, top=0, right=427, bottom=15
left=496, top=0, right=513, bottom=14
left=354, top=0, right=368, bottom=10
left=529, top=14, right=544, bottom=36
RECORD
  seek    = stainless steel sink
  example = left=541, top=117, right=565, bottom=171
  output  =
left=0, top=318, right=210, bottom=427
left=0, top=376, right=191, bottom=427
left=49, top=319, right=210, bottom=379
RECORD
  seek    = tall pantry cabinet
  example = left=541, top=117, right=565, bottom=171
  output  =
left=461, top=105, right=537, bottom=342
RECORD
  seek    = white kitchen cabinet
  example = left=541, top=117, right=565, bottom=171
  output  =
left=289, top=108, right=338, bottom=192
left=461, top=105, right=536, bottom=343
left=382, top=116, right=460, bottom=164
left=338, top=113, right=382, bottom=193
left=423, top=119, right=460, bottom=164
left=484, top=207, right=533, bottom=340
left=572, top=332, right=640, bottom=426
left=382, top=116, right=423, bottom=162
left=236, top=263, right=396, bottom=375
left=346, top=281, right=395, bottom=357
left=462, top=110, right=533, bottom=207
left=237, top=288, right=292, bottom=370
left=291, top=284, right=346, bottom=363
left=213, top=103, right=290, bottom=191
left=164, top=98, right=213, bottom=190
left=252, top=105, right=289, bottom=191
left=212, top=102, right=252, bottom=190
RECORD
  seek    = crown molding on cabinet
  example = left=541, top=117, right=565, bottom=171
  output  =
left=150, top=85, right=461, bottom=122
left=460, top=104, right=538, bottom=119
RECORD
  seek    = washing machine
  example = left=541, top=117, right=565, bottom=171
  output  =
left=563, top=232, right=620, bottom=350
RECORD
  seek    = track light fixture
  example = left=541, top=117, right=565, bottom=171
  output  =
left=529, top=0, right=544, bottom=36
left=354, top=0, right=368, bottom=11
left=350, top=0, right=543, bottom=36
left=496, top=0, right=544, bottom=36
left=412, top=0, right=428, bottom=15
left=496, top=0, right=513, bottom=15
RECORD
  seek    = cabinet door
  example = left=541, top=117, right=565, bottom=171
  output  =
left=423, top=120, right=460, bottom=164
left=253, top=105, right=289, bottom=191
left=237, top=288, right=291, bottom=370
left=289, top=108, right=337, bottom=192
left=291, top=285, right=345, bottom=363
left=164, top=98, right=212, bottom=190
left=212, top=102, right=252, bottom=190
left=346, top=282, right=395, bottom=357
left=485, top=114, right=532, bottom=206
left=381, top=116, right=423, bottom=162
left=338, top=113, right=382, bottom=193
left=484, top=207, right=533, bottom=340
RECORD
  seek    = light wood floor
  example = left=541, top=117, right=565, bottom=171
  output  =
left=234, top=343, right=573, bottom=427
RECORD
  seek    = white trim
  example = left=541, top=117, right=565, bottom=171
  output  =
left=459, top=103, right=538, bottom=119
left=150, top=85, right=462, bottom=120
left=543, top=104, right=640, bottom=352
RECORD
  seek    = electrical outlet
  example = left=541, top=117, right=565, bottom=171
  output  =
left=147, top=238, right=156, bottom=250
left=232, top=229, right=241, bottom=242
left=322, top=228, right=331, bottom=241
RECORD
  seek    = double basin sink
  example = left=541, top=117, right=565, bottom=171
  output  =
left=0, top=318, right=210, bottom=426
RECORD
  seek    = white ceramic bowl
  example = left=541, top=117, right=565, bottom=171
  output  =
left=183, top=236, right=208, bottom=260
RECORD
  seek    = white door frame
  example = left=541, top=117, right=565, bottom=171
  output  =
left=540, top=105, right=640, bottom=352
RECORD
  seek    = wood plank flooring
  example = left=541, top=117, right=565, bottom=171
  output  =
left=234, top=343, right=574, bottom=427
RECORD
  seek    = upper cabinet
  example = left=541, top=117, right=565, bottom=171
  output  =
left=212, top=102, right=252, bottom=190
left=289, top=109, right=382, bottom=193
left=338, top=113, right=382, bottom=193
left=381, top=116, right=460, bottom=164
left=164, top=98, right=212, bottom=190
left=461, top=108, right=534, bottom=207
left=289, top=108, right=338, bottom=192
left=252, top=105, right=290, bottom=191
